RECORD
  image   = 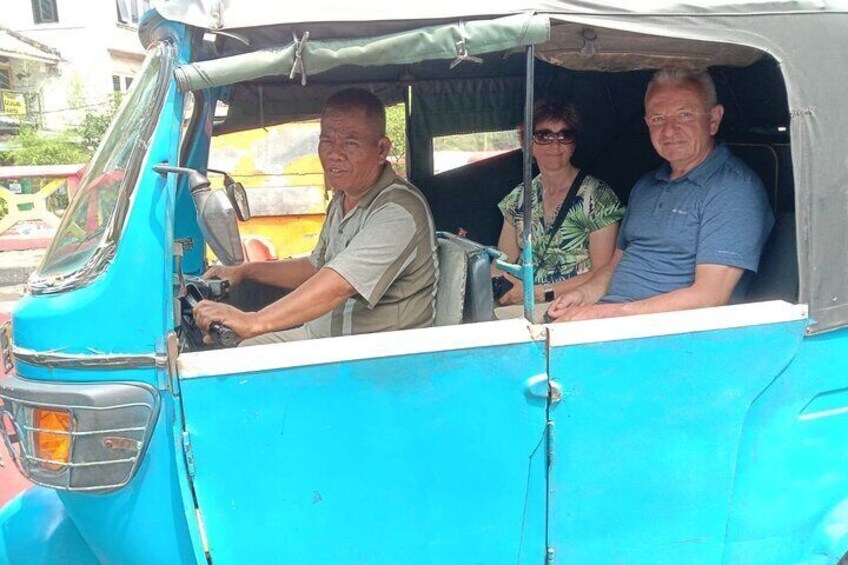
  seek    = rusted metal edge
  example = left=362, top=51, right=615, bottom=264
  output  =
left=12, top=346, right=166, bottom=370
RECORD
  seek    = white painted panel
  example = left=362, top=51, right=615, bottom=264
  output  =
left=548, top=300, right=808, bottom=347
left=178, top=318, right=538, bottom=378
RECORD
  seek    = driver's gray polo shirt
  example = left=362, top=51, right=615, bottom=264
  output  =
left=305, top=164, right=438, bottom=338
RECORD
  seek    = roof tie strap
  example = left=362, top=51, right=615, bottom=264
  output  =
left=450, top=21, right=483, bottom=69
left=289, top=31, right=310, bottom=86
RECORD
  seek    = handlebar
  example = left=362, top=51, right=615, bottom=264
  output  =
left=182, top=276, right=239, bottom=348
left=209, top=322, right=238, bottom=348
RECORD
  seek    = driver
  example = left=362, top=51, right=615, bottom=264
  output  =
left=194, top=88, right=438, bottom=345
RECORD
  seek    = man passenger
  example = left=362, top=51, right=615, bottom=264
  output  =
left=195, top=88, right=438, bottom=344
left=548, top=68, right=773, bottom=322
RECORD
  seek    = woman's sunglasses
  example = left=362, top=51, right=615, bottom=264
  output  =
left=532, top=129, right=577, bottom=145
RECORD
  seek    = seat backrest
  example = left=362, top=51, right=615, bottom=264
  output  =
left=458, top=241, right=497, bottom=323
left=727, top=142, right=780, bottom=212
left=434, top=238, right=468, bottom=326
left=746, top=212, right=798, bottom=303
left=434, top=235, right=497, bottom=325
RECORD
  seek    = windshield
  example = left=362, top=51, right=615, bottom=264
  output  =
left=32, top=41, right=175, bottom=290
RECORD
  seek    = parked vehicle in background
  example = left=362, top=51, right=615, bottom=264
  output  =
left=1, top=2, right=848, bottom=564
left=207, top=121, right=327, bottom=260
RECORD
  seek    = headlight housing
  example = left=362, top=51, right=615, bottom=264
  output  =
left=0, top=375, right=159, bottom=493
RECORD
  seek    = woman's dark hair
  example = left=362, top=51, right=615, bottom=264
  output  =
left=519, top=99, right=582, bottom=139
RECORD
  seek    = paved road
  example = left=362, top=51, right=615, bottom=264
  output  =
left=0, top=284, right=24, bottom=326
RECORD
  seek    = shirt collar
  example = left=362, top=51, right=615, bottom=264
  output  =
left=654, top=143, right=730, bottom=187
left=343, top=163, right=397, bottom=211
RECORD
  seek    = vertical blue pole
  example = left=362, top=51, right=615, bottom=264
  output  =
left=522, top=45, right=536, bottom=321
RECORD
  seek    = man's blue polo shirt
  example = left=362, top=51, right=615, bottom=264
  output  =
left=604, top=144, right=774, bottom=303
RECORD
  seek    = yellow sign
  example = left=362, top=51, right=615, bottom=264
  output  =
left=1, top=92, right=26, bottom=116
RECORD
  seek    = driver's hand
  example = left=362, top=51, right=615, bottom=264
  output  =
left=202, top=264, right=246, bottom=289
left=193, top=300, right=256, bottom=342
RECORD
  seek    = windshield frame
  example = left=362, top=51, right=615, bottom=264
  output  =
left=29, top=40, right=177, bottom=294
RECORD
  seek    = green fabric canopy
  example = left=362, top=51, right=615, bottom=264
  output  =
left=174, top=13, right=549, bottom=91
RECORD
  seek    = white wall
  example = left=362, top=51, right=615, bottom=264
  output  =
left=3, top=0, right=147, bottom=131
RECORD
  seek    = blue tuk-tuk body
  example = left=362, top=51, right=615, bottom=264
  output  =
left=2, top=2, right=848, bottom=563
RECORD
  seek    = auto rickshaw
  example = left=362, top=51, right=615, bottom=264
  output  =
left=1, top=1, right=847, bottom=563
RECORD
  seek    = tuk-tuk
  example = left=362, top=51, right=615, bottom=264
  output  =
left=2, top=1, right=847, bottom=563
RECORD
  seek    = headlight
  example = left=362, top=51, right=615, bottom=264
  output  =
left=0, top=375, right=159, bottom=493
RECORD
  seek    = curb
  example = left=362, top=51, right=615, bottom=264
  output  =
left=0, top=265, right=33, bottom=287
left=0, top=250, right=43, bottom=287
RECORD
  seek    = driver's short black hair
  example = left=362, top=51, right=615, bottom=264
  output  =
left=322, top=88, right=387, bottom=138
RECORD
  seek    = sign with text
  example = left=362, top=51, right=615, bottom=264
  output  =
left=1, top=92, right=26, bottom=117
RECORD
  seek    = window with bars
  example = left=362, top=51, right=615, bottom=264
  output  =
left=0, top=68, right=11, bottom=90
left=31, top=0, right=58, bottom=24
left=116, top=0, right=150, bottom=25
left=113, top=74, right=136, bottom=93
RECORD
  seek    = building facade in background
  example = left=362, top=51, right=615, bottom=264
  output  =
left=0, top=24, right=61, bottom=135
left=1, top=0, right=149, bottom=134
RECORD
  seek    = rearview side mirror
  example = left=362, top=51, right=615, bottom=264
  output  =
left=224, top=177, right=251, bottom=221
left=154, top=164, right=244, bottom=266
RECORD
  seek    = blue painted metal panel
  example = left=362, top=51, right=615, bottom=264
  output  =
left=55, top=396, right=201, bottom=564
left=547, top=319, right=807, bottom=564
left=723, top=327, right=848, bottom=564
left=0, top=488, right=98, bottom=565
left=179, top=342, right=548, bottom=564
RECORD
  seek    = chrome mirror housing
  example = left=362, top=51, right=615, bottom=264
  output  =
left=154, top=164, right=244, bottom=266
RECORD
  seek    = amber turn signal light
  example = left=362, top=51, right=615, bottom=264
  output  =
left=33, top=408, right=72, bottom=470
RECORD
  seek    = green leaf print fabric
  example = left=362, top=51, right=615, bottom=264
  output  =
left=498, top=173, right=625, bottom=284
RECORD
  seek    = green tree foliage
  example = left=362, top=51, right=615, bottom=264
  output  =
left=0, top=94, right=121, bottom=167
left=1, top=127, right=87, bottom=166
left=385, top=103, right=407, bottom=174
left=0, top=97, right=120, bottom=220
left=74, top=94, right=122, bottom=152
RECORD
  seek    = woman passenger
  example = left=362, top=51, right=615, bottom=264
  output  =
left=495, top=99, right=624, bottom=311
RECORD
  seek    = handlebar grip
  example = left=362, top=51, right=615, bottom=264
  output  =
left=209, top=322, right=238, bottom=348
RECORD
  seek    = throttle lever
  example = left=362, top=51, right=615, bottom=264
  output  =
left=184, top=292, right=238, bottom=348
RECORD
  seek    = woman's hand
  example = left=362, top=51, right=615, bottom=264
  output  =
left=498, top=278, right=524, bottom=306
left=499, top=281, right=555, bottom=306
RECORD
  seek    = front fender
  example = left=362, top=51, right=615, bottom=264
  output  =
left=806, top=498, right=848, bottom=565
left=0, top=487, right=99, bottom=565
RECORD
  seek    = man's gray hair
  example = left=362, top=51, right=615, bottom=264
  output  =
left=645, top=68, right=719, bottom=109
left=322, top=88, right=387, bottom=138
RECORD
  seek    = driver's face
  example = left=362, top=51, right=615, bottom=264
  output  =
left=318, top=108, right=390, bottom=199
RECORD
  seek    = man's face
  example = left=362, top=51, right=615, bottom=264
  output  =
left=645, top=82, right=724, bottom=177
left=318, top=108, right=390, bottom=197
